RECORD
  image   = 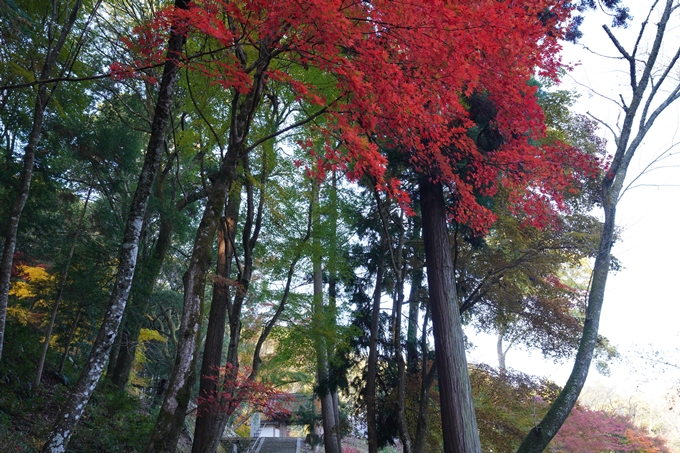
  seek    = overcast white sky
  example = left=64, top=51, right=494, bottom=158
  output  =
left=466, top=1, right=680, bottom=392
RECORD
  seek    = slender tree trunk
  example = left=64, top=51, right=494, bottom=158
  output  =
left=58, top=305, right=83, bottom=375
left=406, top=218, right=423, bottom=374
left=147, top=42, right=271, bottom=453
left=109, top=208, right=174, bottom=389
left=0, top=0, right=83, bottom=362
left=311, top=182, right=341, bottom=453
left=413, top=307, right=435, bottom=453
left=516, top=199, right=616, bottom=453
left=328, top=172, right=342, bottom=453
left=497, top=333, right=506, bottom=373
left=419, top=177, right=482, bottom=453
left=193, top=151, right=264, bottom=453
left=392, top=240, right=411, bottom=453
left=517, top=2, right=680, bottom=450
left=41, top=3, right=188, bottom=450
left=366, top=249, right=384, bottom=453
left=34, top=184, right=93, bottom=390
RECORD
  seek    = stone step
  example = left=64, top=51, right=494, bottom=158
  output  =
left=221, top=437, right=302, bottom=453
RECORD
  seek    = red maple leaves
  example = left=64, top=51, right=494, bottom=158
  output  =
left=553, top=406, right=669, bottom=453
left=112, top=0, right=602, bottom=234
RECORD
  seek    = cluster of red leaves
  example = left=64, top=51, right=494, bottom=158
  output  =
left=196, top=363, right=291, bottom=419
left=10, top=251, right=28, bottom=280
left=112, top=0, right=602, bottom=234
left=552, top=406, right=670, bottom=453
left=110, top=12, right=177, bottom=83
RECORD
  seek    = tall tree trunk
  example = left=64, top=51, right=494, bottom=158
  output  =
left=191, top=185, right=239, bottom=453
left=375, top=191, right=412, bottom=453
left=412, top=307, right=436, bottom=453
left=40, top=3, right=188, bottom=450
left=109, top=207, right=175, bottom=389
left=328, top=172, right=343, bottom=453
left=193, top=151, right=265, bottom=453
left=391, top=227, right=411, bottom=453
left=406, top=218, right=423, bottom=374
left=419, top=177, right=482, bottom=453
left=517, top=2, right=680, bottom=451
left=108, top=175, right=205, bottom=388
left=58, top=305, right=83, bottom=375
left=146, top=42, right=272, bottom=453
left=311, top=182, right=341, bottom=453
left=516, top=191, right=617, bottom=453
left=0, top=0, right=83, bottom=362
left=34, top=183, right=93, bottom=390
left=366, top=247, right=384, bottom=453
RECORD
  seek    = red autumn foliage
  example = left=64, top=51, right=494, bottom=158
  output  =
left=10, top=251, right=28, bottom=280
left=112, top=0, right=602, bottom=234
left=552, top=406, right=670, bottom=453
left=196, top=363, right=291, bottom=419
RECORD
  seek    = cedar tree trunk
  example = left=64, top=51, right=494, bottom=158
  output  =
left=366, top=246, right=384, bottom=453
left=419, top=177, right=482, bottom=453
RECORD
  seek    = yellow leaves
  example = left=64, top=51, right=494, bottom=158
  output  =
left=9, top=265, right=52, bottom=299
left=130, top=329, right=167, bottom=389
left=7, top=305, right=31, bottom=326
left=138, top=328, right=166, bottom=344
left=8, top=266, right=54, bottom=326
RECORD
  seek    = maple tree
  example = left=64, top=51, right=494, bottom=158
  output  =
left=0, top=0, right=641, bottom=452
left=122, top=1, right=603, bottom=452
left=551, top=406, right=669, bottom=453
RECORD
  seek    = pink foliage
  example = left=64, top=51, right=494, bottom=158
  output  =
left=552, top=407, right=669, bottom=453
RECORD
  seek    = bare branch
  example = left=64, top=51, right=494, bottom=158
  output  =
left=586, top=111, right=619, bottom=143
left=245, top=97, right=341, bottom=153
left=620, top=142, right=680, bottom=200
left=603, top=24, right=637, bottom=90
left=631, top=0, right=660, bottom=61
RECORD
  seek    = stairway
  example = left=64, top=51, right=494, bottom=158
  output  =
left=221, top=437, right=302, bottom=453
left=256, top=437, right=300, bottom=453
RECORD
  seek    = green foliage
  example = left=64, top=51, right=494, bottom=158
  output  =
left=471, top=365, right=560, bottom=452
left=68, top=386, right=156, bottom=453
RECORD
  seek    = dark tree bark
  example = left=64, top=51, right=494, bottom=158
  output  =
left=40, top=3, right=189, bottom=450
left=0, top=0, right=83, bottom=362
left=366, top=245, right=385, bottom=453
left=406, top=217, right=424, bottom=374
left=517, top=2, right=680, bottom=451
left=392, top=232, right=412, bottom=453
left=419, top=177, right=482, bottom=453
left=191, top=186, right=239, bottom=453
left=412, top=306, right=436, bottom=453
left=146, top=37, right=272, bottom=453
